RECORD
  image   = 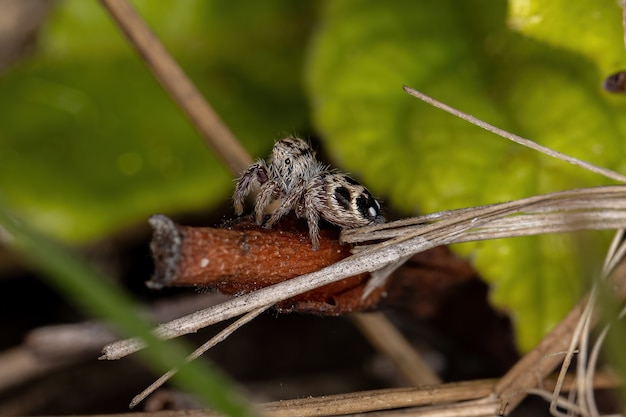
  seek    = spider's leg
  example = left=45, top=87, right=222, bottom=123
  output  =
left=265, top=180, right=306, bottom=228
left=233, top=163, right=267, bottom=215
left=301, top=179, right=325, bottom=251
left=254, top=180, right=281, bottom=225
left=304, top=204, right=321, bottom=251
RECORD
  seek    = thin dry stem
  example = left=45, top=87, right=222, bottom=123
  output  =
left=99, top=0, right=252, bottom=174
left=527, top=388, right=583, bottom=415
left=350, top=312, right=441, bottom=386
left=546, top=231, right=626, bottom=417
left=130, top=306, right=268, bottom=409
left=494, top=298, right=589, bottom=414
left=0, top=347, right=68, bottom=392
left=548, top=287, right=595, bottom=417
left=27, top=374, right=620, bottom=417
left=402, top=86, right=626, bottom=184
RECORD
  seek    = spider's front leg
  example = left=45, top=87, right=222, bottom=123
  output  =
left=233, top=163, right=268, bottom=216
left=254, top=181, right=283, bottom=225
left=264, top=179, right=306, bottom=229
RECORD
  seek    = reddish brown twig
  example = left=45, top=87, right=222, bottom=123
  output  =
left=148, top=214, right=384, bottom=314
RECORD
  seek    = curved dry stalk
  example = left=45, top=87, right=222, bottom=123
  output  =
left=549, top=287, right=597, bottom=417
left=492, top=224, right=626, bottom=415
left=527, top=388, right=583, bottom=415
left=603, top=230, right=626, bottom=276
left=584, top=304, right=626, bottom=417
left=548, top=230, right=626, bottom=417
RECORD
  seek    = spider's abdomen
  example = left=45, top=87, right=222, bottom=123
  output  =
left=320, top=174, right=384, bottom=228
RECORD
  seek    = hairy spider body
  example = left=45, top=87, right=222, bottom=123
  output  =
left=233, top=137, right=384, bottom=250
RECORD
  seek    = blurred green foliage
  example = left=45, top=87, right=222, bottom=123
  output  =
left=0, top=0, right=313, bottom=242
left=306, top=0, right=626, bottom=351
left=2, top=0, right=625, bottom=355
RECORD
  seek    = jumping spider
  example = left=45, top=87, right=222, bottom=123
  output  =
left=233, top=137, right=384, bottom=250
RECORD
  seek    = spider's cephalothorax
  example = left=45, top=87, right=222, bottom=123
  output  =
left=233, top=137, right=384, bottom=250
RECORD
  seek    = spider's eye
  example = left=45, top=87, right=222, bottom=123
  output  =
left=285, top=158, right=291, bottom=165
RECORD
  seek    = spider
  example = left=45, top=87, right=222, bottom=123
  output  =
left=233, top=137, right=384, bottom=250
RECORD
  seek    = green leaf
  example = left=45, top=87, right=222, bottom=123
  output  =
left=306, top=0, right=626, bottom=351
left=508, top=0, right=624, bottom=74
left=0, top=204, right=259, bottom=416
left=0, top=0, right=313, bottom=242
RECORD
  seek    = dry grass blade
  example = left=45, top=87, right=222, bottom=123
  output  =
left=545, top=231, right=626, bottom=417
left=492, top=228, right=626, bottom=415
left=343, top=186, right=626, bottom=244
left=25, top=374, right=620, bottom=417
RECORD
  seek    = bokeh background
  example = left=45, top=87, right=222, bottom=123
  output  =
left=1, top=0, right=626, bottom=414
